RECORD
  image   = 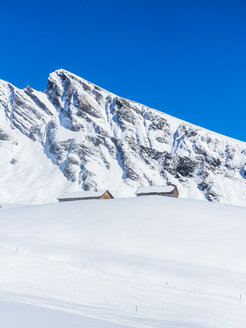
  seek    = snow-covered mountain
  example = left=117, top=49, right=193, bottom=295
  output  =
left=0, top=69, right=246, bottom=205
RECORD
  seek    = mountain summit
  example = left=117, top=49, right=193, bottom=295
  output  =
left=0, top=69, right=245, bottom=205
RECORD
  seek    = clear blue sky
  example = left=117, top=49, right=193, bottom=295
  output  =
left=1, top=0, right=246, bottom=141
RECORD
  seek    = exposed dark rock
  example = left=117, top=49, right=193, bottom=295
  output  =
left=205, top=156, right=221, bottom=167
left=125, top=167, right=139, bottom=181
left=0, top=129, right=10, bottom=140
left=10, top=159, right=18, bottom=165
left=117, top=107, right=137, bottom=126
left=150, top=117, right=168, bottom=131
left=198, top=182, right=209, bottom=191
left=176, top=157, right=197, bottom=177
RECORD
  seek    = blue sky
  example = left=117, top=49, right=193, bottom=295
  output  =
left=1, top=0, right=246, bottom=141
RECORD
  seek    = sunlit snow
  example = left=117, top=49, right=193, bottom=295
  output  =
left=0, top=196, right=245, bottom=327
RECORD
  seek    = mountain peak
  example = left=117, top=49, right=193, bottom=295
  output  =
left=49, top=68, right=92, bottom=85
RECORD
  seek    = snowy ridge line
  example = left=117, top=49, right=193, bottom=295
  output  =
left=49, top=69, right=246, bottom=147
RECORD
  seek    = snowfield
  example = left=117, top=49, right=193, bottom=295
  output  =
left=0, top=196, right=246, bottom=327
left=0, top=301, right=127, bottom=328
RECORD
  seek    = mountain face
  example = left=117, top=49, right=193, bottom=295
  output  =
left=0, top=69, right=246, bottom=205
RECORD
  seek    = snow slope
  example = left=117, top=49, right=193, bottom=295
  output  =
left=0, top=197, right=246, bottom=327
left=0, top=301, right=128, bottom=328
left=0, top=69, right=246, bottom=205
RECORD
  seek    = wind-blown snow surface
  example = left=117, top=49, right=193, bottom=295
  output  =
left=0, top=197, right=246, bottom=327
left=0, top=69, right=246, bottom=205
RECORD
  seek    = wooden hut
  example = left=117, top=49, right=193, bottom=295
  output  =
left=136, top=185, right=179, bottom=198
left=57, top=190, right=114, bottom=202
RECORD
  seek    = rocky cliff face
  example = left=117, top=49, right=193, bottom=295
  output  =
left=0, top=69, right=246, bottom=205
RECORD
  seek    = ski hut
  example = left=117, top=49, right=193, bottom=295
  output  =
left=136, top=185, right=179, bottom=198
left=57, top=190, right=114, bottom=202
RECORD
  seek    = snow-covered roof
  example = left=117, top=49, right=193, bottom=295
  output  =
left=136, top=185, right=175, bottom=195
left=57, top=190, right=109, bottom=200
